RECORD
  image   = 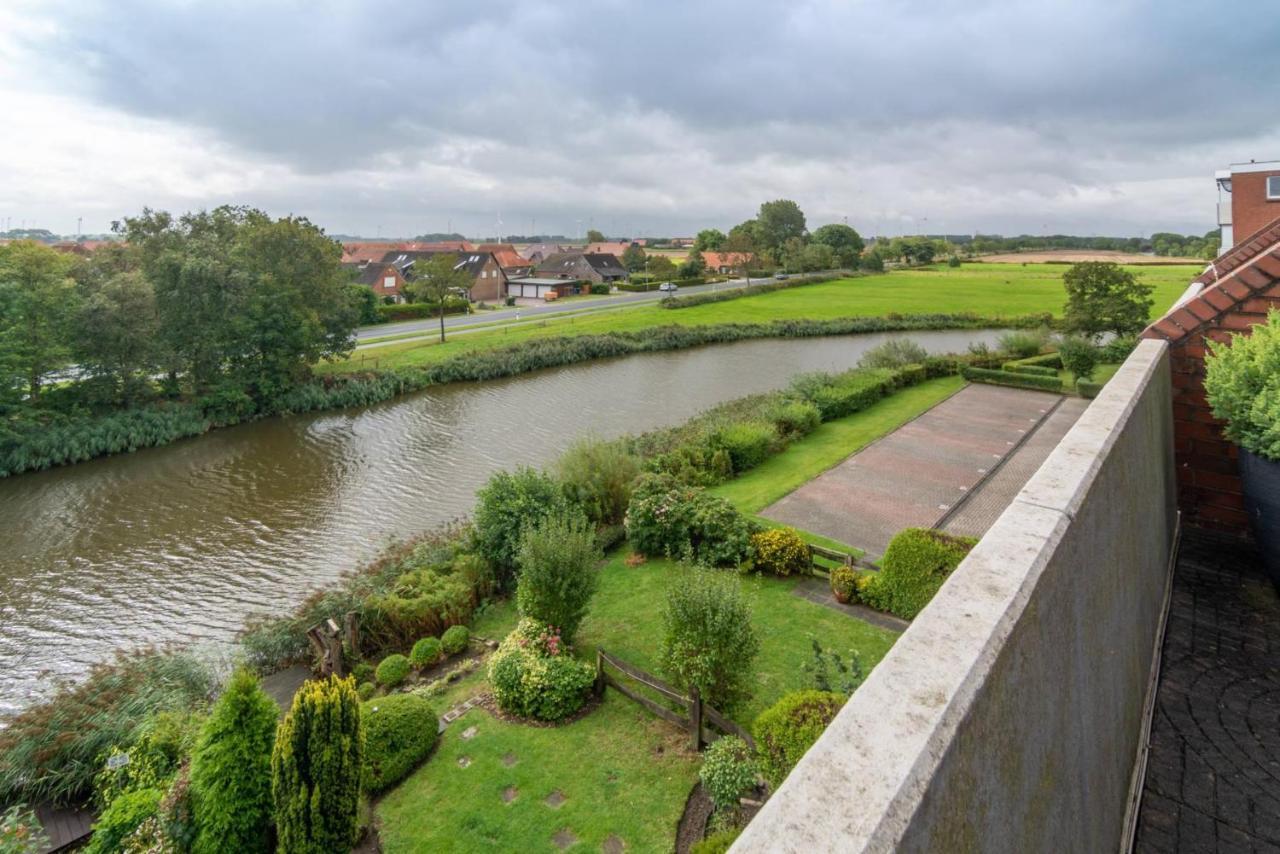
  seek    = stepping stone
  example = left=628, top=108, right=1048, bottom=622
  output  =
left=553, top=829, right=578, bottom=850
left=457, top=756, right=472, bottom=769
left=461, top=726, right=478, bottom=740
left=544, top=790, right=567, bottom=808
left=502, top=786, right=518, bottom=804
left=502, top=752, right=518, bottom=767
left=602, top=834, right=626, bottom=853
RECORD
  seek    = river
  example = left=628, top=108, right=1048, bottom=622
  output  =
left=0, top=329, right=1002, bottom=714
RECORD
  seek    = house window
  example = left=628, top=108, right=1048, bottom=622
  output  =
left=384, top=277, right=396, bottom=289
left=1269, top=176, right=1280, bottom=200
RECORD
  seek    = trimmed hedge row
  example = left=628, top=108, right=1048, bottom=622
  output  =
left=1002, top=363, right=1059, bottom=377
left=1076, top=378, right=1104, bottom=399
left=616, top=276, right=709, bottom=292
left=373, top=298, right=471, bottom=323
left=1004, top=352, right=1063, bottom=370
left=961, top=366, right=1065, bottom=392
left=659, top=273, right=851, bottom=310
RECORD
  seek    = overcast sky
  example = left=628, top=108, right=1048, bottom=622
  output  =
left=2, top=0, right=1277, bottom=240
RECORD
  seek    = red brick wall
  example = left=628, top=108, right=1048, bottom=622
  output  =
left=1145, top=246, right=1280, bottom=535
left=1231, top=170, right=1280, bottom=250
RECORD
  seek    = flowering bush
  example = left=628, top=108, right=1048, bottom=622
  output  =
left=625, top=474, right=756, bottom=567
left=750, top=527, right=811, bottom=576
left=487, top=619, right=595, bottom=721
left=698, top=736, right=758, bottom=810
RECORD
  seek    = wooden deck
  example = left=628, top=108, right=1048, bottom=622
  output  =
left=35, top=803, right=93, bottom=853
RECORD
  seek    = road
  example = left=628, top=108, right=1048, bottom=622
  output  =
left=354, top=276, right=762, bottom=344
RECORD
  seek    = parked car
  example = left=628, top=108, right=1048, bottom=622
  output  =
left=774, top=272, right=789, bottom=280
left=658, top=282, right=678, bottom=293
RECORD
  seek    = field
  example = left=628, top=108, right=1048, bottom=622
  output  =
left=980, top=250, right=1202, bottom=264
left=326, top=263, right=1197, bottom=375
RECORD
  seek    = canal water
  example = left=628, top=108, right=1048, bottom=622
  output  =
left=0, top=329, right=1002, bottom=713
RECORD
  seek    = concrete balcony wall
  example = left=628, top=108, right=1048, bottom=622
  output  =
left=734, top=339, right=1177, bottom=853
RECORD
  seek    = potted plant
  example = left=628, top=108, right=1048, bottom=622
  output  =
left=1204, top=311, right=1280, bottom=584
left=829, top=565, right=856, bottom=604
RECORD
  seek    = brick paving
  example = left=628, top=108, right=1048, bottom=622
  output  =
left=1135, top=530, right=1280, bottom=853
left=940, top=396, right=1089, bottom=539
left=761, top=384, right=1062, bottom=557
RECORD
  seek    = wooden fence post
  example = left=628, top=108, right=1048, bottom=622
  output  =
left=689, top=686, right=703, bottom=752
left=595, top=649, right=605, bottom=697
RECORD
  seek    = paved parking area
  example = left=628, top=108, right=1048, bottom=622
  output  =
left=761, top=383, right=1075, bottom=557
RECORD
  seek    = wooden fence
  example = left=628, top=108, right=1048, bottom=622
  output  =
left=594, top=648, right=754, bottom=752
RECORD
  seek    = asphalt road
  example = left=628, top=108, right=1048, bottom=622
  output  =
left=354, top=277, right=762, bottom=342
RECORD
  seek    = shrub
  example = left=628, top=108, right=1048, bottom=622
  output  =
left=555, top=436, right=640, bottom=526
left=357, top=682, right=376, bottom=701
left=440, top=625, right=470, bottom=655
left=863, top=528, right=976, bottom=619
left=766, top=399, right=820, bottom=439
left=360, top=694, right=438, bottom=794
left=0, top=805, right=48, bottom=854
left=691, top=828, right=743, bottom=854
left=829, top=565, right=856, bottom=603
left=947, top=255, right=962, bottom=268
left=86, top=788, right=164, bottom=854
left=1058, top=335, right=1098, bottom=380
left=699, top=736, right=758, bottom=811
left=1076, top=378, right=1104, bottom=399
left=960, top=366, right=1064, bottom=392
left=802, top=640, right=865, bottom=695
left=515, top=513, right=602, bottom=642
left=375, top=654, right=411, bottom=688
left=271, top=676, right=363, bottom=854
left=487, top=620, right=595, bottom=721
left=590, top=282, right=610, bottom=295
left=189, top=668, right=278, bottom=854
left=750, top=527, right=810, bottom=576
left=791, top=368, right=895, bottom=420
left=659, top=568, right=759, bottom=712
left=1100, top=333, right=1139, bottom=363
left=409, top=637, right=442, bottom=669
left=625, top=474, right=756, bottom=567
left=92, top=710, right=203, bottom=810
left=1204, top=311, right=1280, bottom=461
left=997, top=329, right=1046, bottom=358
left=752, top=691, right=845, bottom=787
left=858, top=338, right=928, bottom=370
left=0, top=650, right=216, bottom=806
left=352, top=662, right=375, bottom=684
left=473, top=467, right=573, bottom=586
left=710, top=421, right=777, bottom=474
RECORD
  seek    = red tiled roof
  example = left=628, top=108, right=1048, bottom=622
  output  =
left=701, top=251, right=752, bottom=269
left=1143, top=214, right=1280, bottom=344
left=341, top=240, right=475, bottom=264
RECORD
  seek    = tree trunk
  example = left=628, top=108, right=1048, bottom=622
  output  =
left=439, top=302, right=446, bottom=343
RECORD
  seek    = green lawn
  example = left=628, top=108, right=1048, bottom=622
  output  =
left=376, top=554, right=898, bottom=851
left=325, top=263, right=1197, bottom=375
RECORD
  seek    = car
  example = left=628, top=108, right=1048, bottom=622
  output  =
left=774, top=272, right=789, bottom=280
left=658, top=282, right=678, bottom=293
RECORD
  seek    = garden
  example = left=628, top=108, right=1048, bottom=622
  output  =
left=0, top=262, right=1166, bottom=852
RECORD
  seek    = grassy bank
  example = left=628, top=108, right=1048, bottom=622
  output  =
left=327, top=263, right=1196, bottom=375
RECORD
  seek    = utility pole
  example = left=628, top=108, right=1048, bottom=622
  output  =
left=77, top=217, right=82, bottom=239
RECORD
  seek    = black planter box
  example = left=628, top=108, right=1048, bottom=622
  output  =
left=1240, top=448, right=1280, bottom=587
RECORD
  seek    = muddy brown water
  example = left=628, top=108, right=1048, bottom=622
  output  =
left=0, top=330, right=1002, bottom=714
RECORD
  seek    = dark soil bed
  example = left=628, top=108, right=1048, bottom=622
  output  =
left=675, top=782, right=714, bottom=854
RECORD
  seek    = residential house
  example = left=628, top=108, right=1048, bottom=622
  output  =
left=1213, top=159, right=1280, bottom=253
left=534, top=252, right=628, bottom=284
left=520, top=243, right=569, bottom=264
left=344, top=261, right=407, bottom=303
left=700, top=251, right=753, bottom=274
left=476, top=243, right=534, bottom=277
left=341, top=240, right=474, bottom=265
left=382, top=250, right=507, bottom=302
left=584, top=241, right=637, bottom=257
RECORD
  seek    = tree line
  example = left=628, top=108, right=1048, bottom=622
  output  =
left=0, top=206, right=361, bottom=417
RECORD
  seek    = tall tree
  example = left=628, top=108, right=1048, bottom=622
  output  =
left=757, top=200, right=807, bottom=252
left=693, top=228, right=726, bottom=252
left=647, top=255, right=676, bottom=278
left=407, top=254, right=471, bottom=343
left=585, top=228, right=605, bottom=244
left=721, top=229, right=757, bottom=285
left=73, top=271, right=161, bottom=404
left=621, top=244, right=647, bottom=273
left=0, top=240, right=79, bottom=401
left=811, top=223, right=865, bottom=267
left=1062, top=262, right=1154, bottom=339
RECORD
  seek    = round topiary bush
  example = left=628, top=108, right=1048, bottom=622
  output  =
left=752, top=690, right=846, bottom=787
left=866, top=528, right=976, bottom=619
left=352, top=662, right=375, bottom=685
left=409, top=637, right=442, bottom=669
left=360, top=694, right=439, bottom=794
left=750, top=527, right=810, bottom=576
left=357, top=682, right=376, bottom=701
left=375, top=654, right=411, bottom=689
left=440, top=625, right=470, bottom=656
left=487, top=620, right=595, bottom=722
left=698, top=736, right=757, bottom=810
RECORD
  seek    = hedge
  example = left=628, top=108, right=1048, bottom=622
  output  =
left=360, top=694, right=438, bottom=793
left=1005, top=352, right=1063, bottom=370
left=961, top=366, right=1065, bottom=393
left=861, top=528, right=976, bottom=619
left=1076, top=378, right=1104, bottom=399
left=1002, top=363, right=1059, bottom=377
left=617, top=276, right=707, bottom=292
left=659, top=273, right=851, bottom=309
left=373, top=298, right=471, bottom=323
